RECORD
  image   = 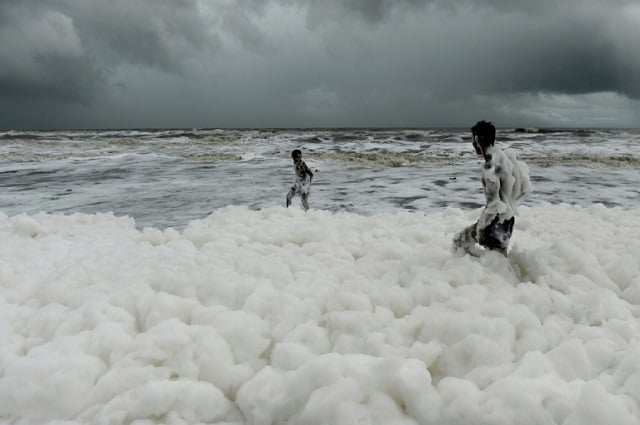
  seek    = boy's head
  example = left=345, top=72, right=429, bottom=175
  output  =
left=471, top=121, right=496, bottom=155
left=291, top=149, right=302, bottom=160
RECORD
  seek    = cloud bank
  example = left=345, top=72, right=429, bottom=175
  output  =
left=0, top=0, right=638, bottom=128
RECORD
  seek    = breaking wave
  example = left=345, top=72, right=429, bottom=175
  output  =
left=308, top=152, right=640, bottom=168
left=524, top=155, right=640, bottom=168
left=309, top=152, right=466, bottom=167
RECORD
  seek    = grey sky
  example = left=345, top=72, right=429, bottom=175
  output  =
left=1, top=0, right=639, bottom=129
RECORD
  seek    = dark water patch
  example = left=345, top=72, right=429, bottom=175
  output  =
left=512, top=128, right=574, bottom=135
left=452, top=186, right=475, bottom=192
left=19, top=169, right=60, bottom=178
left=432, top=134, right=463, bottom=143
left=53, top=189, right=73, bottom=197
left=530, top=175, right=552, bottom=182
left=331, top=132, right=368, bottom=142
left=84, top=201, right=107, bottom=207
left=335, top=203, right=356, bottom=212
left=12, top=184, right=41, bottom=192
left=181, top=153, right=243, bottom=162
left=0, top=169, right=22, bottom=175
left=196, top=135, right=245, bottom=146
left=97, top=168, right=132, bottom=179
left=593, top=200, right=622, bottom=208
left=157, top=130, right=205, bottom=139
left=404, top=148, right=427, bottom=155
left=0, top=132, right=52, bottom=141
left=108, top=139, right=139, bottom=147
left=191, top=164, right=219, bottom=172
left=433, top=179, right=450, bottom=187
left=574, top=129, right=598, bottom=137
left=296, top=135, right=325, bottom=144
left=391, top=133, right=429, bottom=143
left=389, top=178, right=406, bottom=185
left=387, top=195, right=427, bottom=207
left=0, top=152, right=101, bottom=162
left=404, top=133, right=429, bottom=142
left=459, top=201, right=484, bottom=209
left=592, top=181, right=621, bottom=188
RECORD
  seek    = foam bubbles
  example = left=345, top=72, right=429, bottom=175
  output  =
left=1, top=205, right=639, bottom=423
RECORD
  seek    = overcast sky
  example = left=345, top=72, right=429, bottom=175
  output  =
left=1, top=0, right=639, bottom=129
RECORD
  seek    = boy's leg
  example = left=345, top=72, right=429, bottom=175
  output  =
left=286, top=187, right=295, bottom=207
left=300, top=182, right=310, bottom=211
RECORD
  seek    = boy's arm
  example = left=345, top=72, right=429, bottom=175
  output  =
left=476, top=165, right=501, bottom=239
left=305, top=162, right=313, bottom=182
left=483, top=165, right=501, bottom=205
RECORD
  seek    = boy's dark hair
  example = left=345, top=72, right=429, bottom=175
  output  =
left=291, top=149, right=302, bottom=159
left=471, top=121, right=496, bottom=146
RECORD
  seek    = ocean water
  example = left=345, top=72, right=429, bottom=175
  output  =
left=2, top=128, right=640, bottom=424
left=2, top=128, right=639, bottom=228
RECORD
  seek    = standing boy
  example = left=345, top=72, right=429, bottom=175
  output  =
left=286, top=149, right=314, bottom=211
left=453, top=121, right=531, bottom=256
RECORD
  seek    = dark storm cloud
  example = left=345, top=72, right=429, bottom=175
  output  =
left=300, top=0, right=639, bottom=99
left=0, top=2, right=101, bottom=104
left=304, top=0, right=635, bottom=24
left=66, top=0, right=215, bottom=71
left=302, top=0, right=554, bottom=27
left=0, top=0, right=217, bottom=105
left=0, top=0, right=639, bottom=128
left=426, top=17, right=626, bottom=97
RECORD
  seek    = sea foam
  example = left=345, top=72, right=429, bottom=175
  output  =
left=1, top=205, right=639, bottom=424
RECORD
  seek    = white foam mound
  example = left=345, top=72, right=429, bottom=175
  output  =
left=1, top=205, right=639, bottom=424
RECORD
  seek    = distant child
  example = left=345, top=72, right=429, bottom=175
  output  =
left=453, top=121, right=531, bottom=256
left=286, top=149, right=314, bottom=211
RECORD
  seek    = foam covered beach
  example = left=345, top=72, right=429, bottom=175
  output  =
left=2, top=204, right=639, bottom=424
